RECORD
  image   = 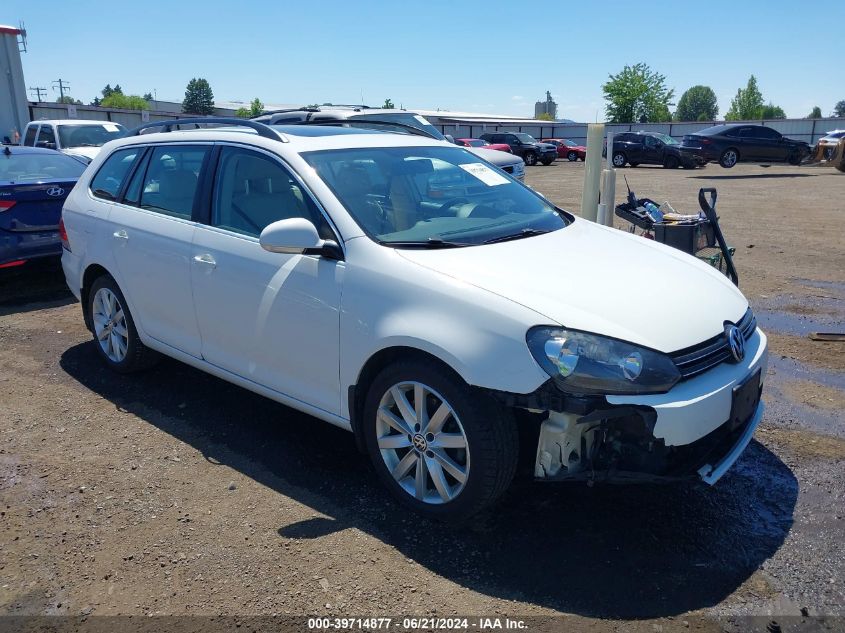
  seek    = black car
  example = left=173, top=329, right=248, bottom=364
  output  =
left=681, top=124, right=810, bottom=168
left=604, top=131, right=703, bottom=169
left=478, top=132, right=557, bottom=166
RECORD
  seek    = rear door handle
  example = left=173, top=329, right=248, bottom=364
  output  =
left=193, top=253, right=217, bottom=268
left=113, top=229, right=128, bottom=241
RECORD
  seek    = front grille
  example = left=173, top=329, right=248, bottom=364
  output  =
left=670, top=309, right=756, bottom=380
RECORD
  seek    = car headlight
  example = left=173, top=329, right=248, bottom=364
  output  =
left=527, top=327, right=680, bottom=395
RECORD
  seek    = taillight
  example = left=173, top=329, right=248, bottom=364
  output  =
left=0, top=200, right=16, bottom=212
left=59, top=217, right=71, bottom=251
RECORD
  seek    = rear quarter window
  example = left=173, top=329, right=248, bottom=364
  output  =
left=90, top=148, right=142, bottom=200
left=23, top=126, right=37, bottom=146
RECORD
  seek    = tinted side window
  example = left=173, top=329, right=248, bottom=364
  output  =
left=644, top=136, right=657, bottom=147
left=212, top=147, right=326, bottom=238
left=37, top=125, right=56, bottom=146
left=90, top=148, right=142, bottom=200
left=725, top=127, right=745, bottom=138
left=23, top=126, right=37, bottom=146
left=139, top=146, right=208, bottom=220
left=756, top=127, right=781, bottom=139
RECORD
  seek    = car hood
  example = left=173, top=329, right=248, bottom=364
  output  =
left=536, top=143, right=557, bottom=151
left=467, top=146, right=522, bottom=166
left=395, top=219, right=748, bottom=353
left=61, top=147, right=100, bottom=161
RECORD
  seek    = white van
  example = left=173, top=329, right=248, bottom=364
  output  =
left=21, top=120, right=126, bottom=163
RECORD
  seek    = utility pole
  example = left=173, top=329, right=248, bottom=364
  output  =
left=52, top=78, right=71, bottom=101
left=29, top=86, right=47, bottom=102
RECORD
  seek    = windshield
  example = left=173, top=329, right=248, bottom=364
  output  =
left=562, top=139, right=578, bottom=146
left=652, top=133, right=680, bottom=145
left=57, top=123, right=126, bottom=148
left=0, top=152, right=86, bottom=182
left=823, top=131, right=845, bottom=140
left=514, top=133, right=537, bottom=143
left=303, top=146, right=568, bottom=246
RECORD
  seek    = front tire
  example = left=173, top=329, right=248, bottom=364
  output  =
left=787, top=150, right=803, bottom=166
left=362, top=359, right=518, bottom=521
left=663, top=155, right=680, bottom=169
left=88, top=275, right=158, bottom=373
left=524, top=152, right=538, bottom=166
left=612, top=152, right=626, bottom=167
left=719, top=148, right=739, bottom=168
left=541, top=157, right=554, bottom=166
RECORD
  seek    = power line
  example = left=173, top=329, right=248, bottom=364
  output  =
left=29, top=86, right=47, bottom=102
left=52, top=79, right=71, bottom=100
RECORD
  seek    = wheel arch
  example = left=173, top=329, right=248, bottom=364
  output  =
left=80, top=263, right=114, bottom=332
left=348, top=345, right=468, bottom=453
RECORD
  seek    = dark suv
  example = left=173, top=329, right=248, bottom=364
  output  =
left=479, top=132, right=557, bottom=166
left=681, top=124, right=811, bottom=168
left=605, top=132, right=703, bottom=169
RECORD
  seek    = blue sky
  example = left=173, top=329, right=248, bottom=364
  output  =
left=5, top=0, right=844, bottom=122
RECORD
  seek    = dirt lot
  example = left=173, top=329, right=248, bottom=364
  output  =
left=1, top=161, right=843, bottom=630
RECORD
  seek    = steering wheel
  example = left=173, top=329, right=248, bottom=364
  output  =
left=438, top=197, right=471, bottom=215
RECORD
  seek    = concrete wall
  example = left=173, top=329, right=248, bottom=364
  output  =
left=432, top=117, right=845, bottom=146
left=0, top=28, right=29, bottom=142
left=28, top=102, right=200, bottom=129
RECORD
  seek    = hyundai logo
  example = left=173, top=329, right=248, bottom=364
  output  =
left=46, top=187, right=65, bottom=197
left=725, top=324, right=745, bottom=363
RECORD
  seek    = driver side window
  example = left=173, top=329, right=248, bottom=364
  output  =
left=212, top=147, right=328, bottom=238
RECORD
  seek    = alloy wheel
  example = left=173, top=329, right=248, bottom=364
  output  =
left=376, top=381, right=470, bottom=504
left=92, top=287, right=129, bottom=363
left=722, top=150, right=738, bottom=167
left=612, top=153, right=625, bottom=167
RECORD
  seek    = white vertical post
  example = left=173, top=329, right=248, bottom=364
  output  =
left=581, top=123, right=604, bottom=222
left=606, top=130, right=614, bottom=168
left=601, top=167, right=617, bottom=227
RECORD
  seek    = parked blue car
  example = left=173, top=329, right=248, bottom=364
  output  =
left=0, top=145, right=87, bottom=268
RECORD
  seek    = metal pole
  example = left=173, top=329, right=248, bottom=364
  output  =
left=581, top=123, right=604, bottom=222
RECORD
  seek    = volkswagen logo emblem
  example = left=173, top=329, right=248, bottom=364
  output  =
left=725, top=324, right=745, bottom=363
left=46, top=187, right=65, bottom=197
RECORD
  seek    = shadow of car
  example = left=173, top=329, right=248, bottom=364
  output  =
left=58, top=342, right=798, bottom=619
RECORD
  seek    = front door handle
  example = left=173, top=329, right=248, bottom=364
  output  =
left=193, top=253, right=217, bottom=268
left=113, top=229, right=128, bottom=241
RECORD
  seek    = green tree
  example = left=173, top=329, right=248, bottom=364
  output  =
left=536, top=112, right=554, bottom=121
left=142, top=92, right=154, bottom=101
left=182, top=78, right=215, bottom=115
left=674, top=85, right=718, bottom=121
left=602, top=62, right=674, bottom=123
left=101, top=84, right=123, bottom=99
left=833, top=100, right=845, bottom=117
left=101, top=93, right=151, bottom=110
left=234, top=98, right=264, bottom=119
left=807, top=106, right=822, bottom=118
left=382, top=98, right=395, bottom=109
left=760, top=103, right=786, bottom=119
left=57, top=95, right=82, bottom=105
left=725, top=75, right=764, bottom=120
left=90, top=96, right=101, bottom=107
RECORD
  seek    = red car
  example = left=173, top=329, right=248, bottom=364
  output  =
left=455, top=138, right=513, bottom=153
left=542, top=138, right=587, bottom=161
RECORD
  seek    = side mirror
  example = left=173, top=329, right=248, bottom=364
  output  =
left=444, top=134, right=456, bottom=144
left=259, top=218, right=342, bottom=260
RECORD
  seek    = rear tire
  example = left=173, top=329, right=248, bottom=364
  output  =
left=567, top=151, right=578, bottom=161
left=612, top=152, right=626, bottom=167
left=87, top=275, right=158, bottom=373
left=362, top=359, right=518, bottom=522
left=524, top=152, right=538, bottom=166
left=719, top=148, right=739, bottom=168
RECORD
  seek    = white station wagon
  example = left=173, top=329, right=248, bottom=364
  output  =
left=60, top=119, right=768, bottom=520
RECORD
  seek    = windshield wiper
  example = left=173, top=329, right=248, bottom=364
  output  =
left=382, top=237, right=469, bottom=248
left=483, top=228, right=550, bottom=244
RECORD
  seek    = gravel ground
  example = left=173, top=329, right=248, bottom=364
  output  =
left=0, top=161, right=843, bottom=630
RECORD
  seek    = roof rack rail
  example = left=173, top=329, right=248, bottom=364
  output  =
left=127, top=117, right=283, bottom=141
left=289, top=118, right=438, bottom=139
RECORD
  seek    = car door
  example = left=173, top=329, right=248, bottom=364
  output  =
left=641, top=136, right=662, bottom=164
left=754, top=127, right=787, bottom=161
left=190, top=144, right=344, bottom=415
left=108, top=143, right=210, bottom=357
left=735, top=127, right=762, bottom=160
